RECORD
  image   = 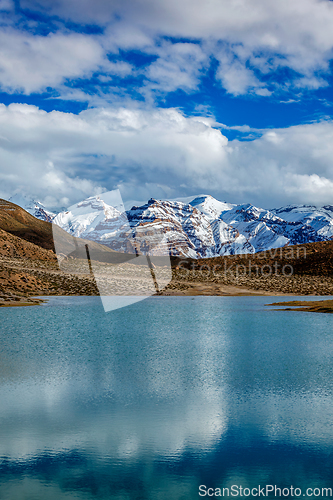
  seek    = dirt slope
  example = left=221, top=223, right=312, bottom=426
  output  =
left=0, top=199, right=54, bottom=250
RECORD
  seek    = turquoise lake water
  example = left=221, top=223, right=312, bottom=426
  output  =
left=1, top=295, right=333, bottom=499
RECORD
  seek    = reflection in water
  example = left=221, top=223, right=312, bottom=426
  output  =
left=0, top=296, right=333, bottom=499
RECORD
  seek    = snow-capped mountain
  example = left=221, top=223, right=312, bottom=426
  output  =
left=272, top=205, right=333, bottom=239
left=9, top=194, right=57, bottom=222
left=51, top=194, right=333, bottom=258
left=53, top=196, right=124, bottom=238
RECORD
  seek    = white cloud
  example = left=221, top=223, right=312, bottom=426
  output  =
left=1, top=103, right=333, bottom=208
left=100, top=61, right=134, bottom=78
left=0, top=29, right=106, bottom=94
left=15, top=0, right=333, bottom=95
left=102, top=23, right=153, bottom=52
left=0, top=0, right=14, bottom=11
left=215, top=51, right=265, bottom=96
left=294, top=76, right=329, bottom=90
left=284, top=173, right=333, bottom=201
left=0, top=0, right=330, bottom=97
left=144, top=42, right=208, bottom=94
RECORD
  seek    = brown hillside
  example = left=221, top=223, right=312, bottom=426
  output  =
left=0, top=227, right=56, bottom=261
left=0, top=199, right=54, bottom=250
left=165, top=240, right=333, bottom=296
left=170, top=240, right=333, bottom=277
left=197, top=240, right=333, bottom=277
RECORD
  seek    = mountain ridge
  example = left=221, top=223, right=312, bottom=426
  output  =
left=5, top=192, right=333, bottom=258
left=49, top=194, right=333, bottom=258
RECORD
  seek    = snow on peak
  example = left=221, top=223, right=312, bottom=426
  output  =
left=271, top=204, right=333, bottom=238
left=189, top=195, right=234, bottom=219
left=76, top=195, right=122, bottom=220
left=39, top=192, right=333, bottom=258
left=54, top=194, right=259, bottom=257
left=9, top=193, right=56, bottom=222
left=53, top=195, right=125, bottom=238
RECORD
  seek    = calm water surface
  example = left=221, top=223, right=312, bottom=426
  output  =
left=0, top=296, right=333, bottom=499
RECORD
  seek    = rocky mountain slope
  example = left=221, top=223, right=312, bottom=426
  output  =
left=0, top=226, right=56, bottom=261
left=0, top=199, right=56, bottom=250
left=5, top=193, right=333, bottom=259
left=52, top=194, right=333, bottom=258
left=0, top=200, right=99, bottom=303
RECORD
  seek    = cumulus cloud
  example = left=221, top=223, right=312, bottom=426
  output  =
left=0, top=0, right=331, bottom=97
left=0, top=103, right=333, bottom=208
left=0, top=28, right=108, bottom=94
left=284, top=173, right=333, bottom=200
left=215, top=50, right=267, bottom=96
left=144, top=42, right=208, bottom=94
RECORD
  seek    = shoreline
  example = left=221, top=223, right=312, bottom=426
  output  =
left=159, top=281, right=295, bottom=297
left=267, top=299, right=333, bottom=313
left=0, top=297, right=45, bottom=307
left=0, top=287, right=306, bottom=308
left=1, top=293, right=333, bottom=313
left=1, top=246, right=333, bottom=308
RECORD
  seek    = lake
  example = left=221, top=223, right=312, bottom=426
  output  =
left=0, top=296, right=333, bottom=499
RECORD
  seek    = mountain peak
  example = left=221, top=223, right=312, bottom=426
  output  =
left=9, top=193, right=56, bottom=222
left=10, top=193, right=333, bottom=258
left=189, top=195, right=234, bottom=220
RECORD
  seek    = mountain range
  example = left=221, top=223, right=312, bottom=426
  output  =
left=9, top=193, right=333, bottom=258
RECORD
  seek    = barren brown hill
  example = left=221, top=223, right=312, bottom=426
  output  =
left=170, top=240, right=333, bottom=276
left=196, top=240, right=333, bottom=277
left=0, top=199, right=54, bottom=250
left=166, top=240, right=333, bottom=296
left=0, top=227, right=56, bottom=261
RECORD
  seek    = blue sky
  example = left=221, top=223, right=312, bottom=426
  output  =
left=1, top=0, right=333, bottom=209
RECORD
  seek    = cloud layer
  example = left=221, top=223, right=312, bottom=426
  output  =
left=1, top=103, right=333, bottom=209
left=0, top=0, right=333, bottom=97
left=1, top=2, right=333, bottom=208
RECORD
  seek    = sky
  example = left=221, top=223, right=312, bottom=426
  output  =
left=1, top=0, right=333, bottom=209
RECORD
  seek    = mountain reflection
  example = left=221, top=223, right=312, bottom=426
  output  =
left=0, top=296, right=333, bottom=499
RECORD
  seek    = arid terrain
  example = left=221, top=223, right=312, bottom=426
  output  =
left=1, top=198, right=333, bottom=307
left=165, top=240, right=333, bottom=296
